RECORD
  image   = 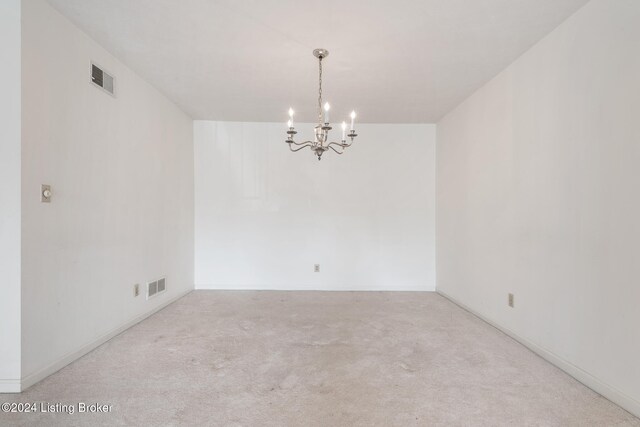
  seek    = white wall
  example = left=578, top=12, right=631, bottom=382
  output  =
left=0, top=0, right=22, bottom=393
left=436, top=0, right=640, bottom=416
left=195, top=121, right=435, bottom=290
left=20, top=0, right=194, bottom=386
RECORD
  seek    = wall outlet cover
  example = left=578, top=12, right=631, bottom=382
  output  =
left=41, top=184, right=52, bottom=203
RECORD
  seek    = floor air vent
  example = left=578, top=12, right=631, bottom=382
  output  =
left=91, top=63, right=115, bottom=96
left=147, top=277, right=166, bottom=300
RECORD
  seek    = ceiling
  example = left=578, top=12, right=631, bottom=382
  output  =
left=46, top=0, right=589, bottom=123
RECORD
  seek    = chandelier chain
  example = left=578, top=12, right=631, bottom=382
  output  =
left=318, top=56, right=323, bottom=124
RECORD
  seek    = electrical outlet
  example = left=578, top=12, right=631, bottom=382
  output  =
left=314, top=264, right=320, bottom=273
left=508, top=293, right=514, bottom=308
left=41, top=184, right=52, bottom=203
left=134, top=283, right=140, bottom=297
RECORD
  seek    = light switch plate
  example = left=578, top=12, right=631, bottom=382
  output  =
left=41, top=184, right=51, bottom=203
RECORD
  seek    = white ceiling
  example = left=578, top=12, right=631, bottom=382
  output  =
left=46, top=0, right=589, bottom=123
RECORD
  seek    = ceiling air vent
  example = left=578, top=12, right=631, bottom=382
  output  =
left=91, top=62, right=115, bottom=96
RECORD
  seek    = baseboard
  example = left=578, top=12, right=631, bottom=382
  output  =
left=436, top=289, right=640, bottom=419
left=195, top=284, right=435, bottom=292
left=0, top=379, right=21, bottom=393
left=18, top=289, right=192, bottom=392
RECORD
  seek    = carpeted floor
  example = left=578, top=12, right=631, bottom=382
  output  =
left=1, top=291, right=638, bottom=426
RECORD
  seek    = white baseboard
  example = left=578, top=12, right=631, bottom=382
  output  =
left=0, top=379, right=21, bottom=393
left=18, top=289, right=192, bottom=392
left=195, top=284, right=435, bottom=292
left=436, top=289, right=640, bottom=419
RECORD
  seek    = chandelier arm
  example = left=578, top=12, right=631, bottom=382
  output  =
left=327, top=141, right=349, bottom=149
left=327, top=145, right=345, bottom=155
left=288, top=139, right=314, bottom=146
left=288, top=142, right=314, bottom=152
left=343, top=136, right=358, bottom=147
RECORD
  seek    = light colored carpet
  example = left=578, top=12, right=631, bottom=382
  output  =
left=1, top=291, right=638, bottom=426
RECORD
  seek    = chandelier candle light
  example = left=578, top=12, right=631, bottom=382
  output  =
left=286, top=48, right=358, bottom=161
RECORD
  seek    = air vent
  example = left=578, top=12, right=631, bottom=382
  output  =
left=147, top=281, right=158, bottom=299
left=146, top=277, right=167, bottom=300
left=90, top=62, right=115, bottom=96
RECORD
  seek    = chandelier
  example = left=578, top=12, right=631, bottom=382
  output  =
left=286, top=48, right=358, bottom=161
